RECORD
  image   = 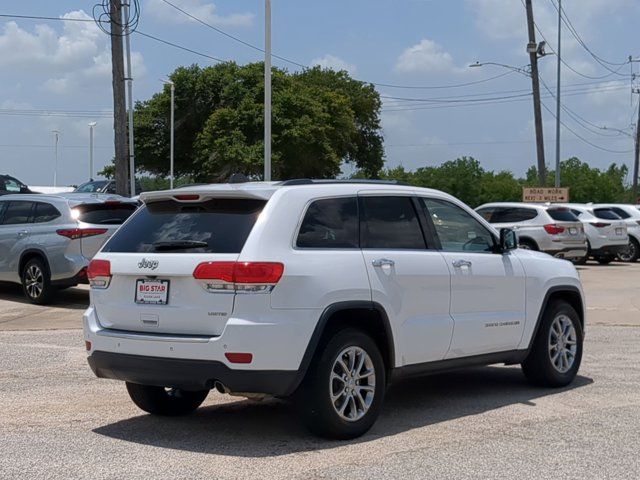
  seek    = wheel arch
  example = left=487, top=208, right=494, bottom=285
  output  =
left=288, top=301, right=395, bottom=396
left=527, top=286, right=585, bottom=351
left=19, top=249, right=51, bottom=278
left=518, top=236, right=539, bottom=250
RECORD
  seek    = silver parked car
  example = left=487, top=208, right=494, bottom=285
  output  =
left=555, top=204, right=628, bottom=265
left=590, top=204, right=640, bottom=262
left=0, top=193, right=138, bottom=304
left=475, top=202, right=587, bottom=260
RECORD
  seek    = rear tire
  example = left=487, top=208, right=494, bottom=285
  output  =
left=299, top=328, right=386, bottom=439
left=21, top=257, right=55, bottom=305
left=126, top=382, right=209, bottom=416
left=617, top=237, right=639, bottom=263
left=518, top=238, right=537, bottom=250
left=596, top=255, right=615, bottom=265
left=522, top=300, right=583, bottom=387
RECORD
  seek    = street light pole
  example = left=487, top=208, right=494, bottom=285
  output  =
left=52, top=130, right=60, bottom=187
left=161, top=79, right=175, bottom=189
left=555, top=0, right=562, bottom=187
left=264, top=0, right=272, bottom=182
left=88, top=122, right=97, bottom=181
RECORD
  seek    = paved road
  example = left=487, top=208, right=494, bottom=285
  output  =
left=0, top=262, right=639, bottom=479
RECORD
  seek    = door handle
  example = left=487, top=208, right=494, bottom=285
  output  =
left=452, top=259, right=472, bottom=268
left=372, top=258, right=395, bottom=268
left=17, top=230, right=28, bottom=237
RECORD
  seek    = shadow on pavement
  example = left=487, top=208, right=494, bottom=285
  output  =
left=93, top=366, right=593, bottom=457
left=0, top=283, right=88, bottom=310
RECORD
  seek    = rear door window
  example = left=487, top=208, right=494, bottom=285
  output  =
left=491, top=207, right=538, bottom=223
left=75, top=203, right=137, bottom=225
left=103, top=198, right=266, bottom=253
left=2, top=201, right=33, bottom=225
left=609, top=207, right=631, bottom=219
left=360, top=196, right=426, bottom=249
left=548, top=208, right=580, bottom=222
left=33, top=202, right=61, bottom=223
left=296, top=197, right=358, bottom=248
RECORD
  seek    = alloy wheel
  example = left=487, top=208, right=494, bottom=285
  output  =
left=25, top=265, right=44, bottom=299
left=329, top=346, right=376, bottom=422
left=548, top=314, right=577, bottom=373
left=618, top=242, right=636, bottom=262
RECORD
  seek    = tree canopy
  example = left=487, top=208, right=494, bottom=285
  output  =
left=132, top=62, right=384, bottom=181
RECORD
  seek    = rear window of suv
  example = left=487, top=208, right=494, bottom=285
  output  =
left=593, top=208, right=622, bottom=220
left=102, top=198, right=266, bottom=253
left=75, top=203, right=137, bottom=225
left=547, top=208, right=579, bottom=222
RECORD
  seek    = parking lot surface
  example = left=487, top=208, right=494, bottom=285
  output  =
left=0, top=263, right=639, bottom=479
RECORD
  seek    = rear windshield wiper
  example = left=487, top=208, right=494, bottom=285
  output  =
left=152, top=240, right=208, bottom=251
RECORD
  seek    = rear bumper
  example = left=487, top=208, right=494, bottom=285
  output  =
left=87, top=351, right=299, bottom=395
left=545, top=246, right=588, bottom=259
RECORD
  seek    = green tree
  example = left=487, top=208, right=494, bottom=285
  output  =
left=133, top=63, right=384, bottom=181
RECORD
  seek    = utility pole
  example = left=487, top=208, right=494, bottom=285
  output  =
left=264, top=0, right=272, bottom=181
left=525, top=0, right=547, bottom=186
left=161, top=79, right=175, bottom=189
left=109, top=0, right=128, bottom=196
left=554, top=0, right=562, bottom=187
left=52, top=130, right=60, bottom=187
left=123, top=0, right=135, bottom=196
left=88, top=122, right=97, bottom=181
left=633, top=88, right=640, bottom=201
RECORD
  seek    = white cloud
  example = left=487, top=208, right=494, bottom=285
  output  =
left=146, top=0, right=254, bottom=27
left=395, top=39, right=459, bottom=74
left=310, top=54, right=357, bottom=75
left=0, top=10, right=146, bottom=95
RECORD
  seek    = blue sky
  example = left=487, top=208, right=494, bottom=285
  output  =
left=1, top=0, right=639, bottom=186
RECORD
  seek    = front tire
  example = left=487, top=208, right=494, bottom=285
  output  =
left=596, top=255, right=615, bottom=265
left=126, top=382, right=209, bottom=416
left=300, top=329, right=386, bottom=439
left=522, top=300, right=583, bottom=387
left=21, top=257, right=54, bottom=305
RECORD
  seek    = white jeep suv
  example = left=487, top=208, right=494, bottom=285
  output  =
left=84, top=180, right=585, bottom=439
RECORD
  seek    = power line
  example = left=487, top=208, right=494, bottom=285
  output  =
left=134, top=30, right=224, bottom=62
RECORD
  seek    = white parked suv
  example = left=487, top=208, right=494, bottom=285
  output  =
left=84, top=181, right=586, bottom=439
left=590, top=204, right=640, bottom=262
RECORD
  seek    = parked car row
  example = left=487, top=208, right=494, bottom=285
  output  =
left=476, top=202, right=635, bottom=264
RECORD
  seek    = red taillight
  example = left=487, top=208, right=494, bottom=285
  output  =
left=193, top=261, right=284, bottom=293
left=590, top=222, right=611, bottom=228
left=174, top=194, right=200, bottom=201
left=225, top=352, right=253, bottom=364
left=87, top=259, right=111, bottom=289
left=544, top=224, right=565, bottom=235
left=57, top=228, right=108, bottom=240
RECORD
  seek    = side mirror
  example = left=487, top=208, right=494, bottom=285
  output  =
left=499, top=228, right=518, bottom=252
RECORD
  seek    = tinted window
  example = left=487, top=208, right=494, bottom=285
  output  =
left=548, top=208, right=580, bottom=221
left=609, top=207, right=631, bottom=219
left=491, top=207, right=538, bottom=223
left=361, top=196, right=426, bottom=249
left=593, top=208, right=622, bottom=220
left=422, top=198, right=495, bottom=252
left=103, top=198, right=266, bottom=253
left=2, top=201, right=33, bottom=225
left=33, top=202, right=61, bottom=223
left=76, top=203, right=137, bottom=225
left=296, top=197, right=358, bottom=248
left=1, top=178, right=22, bottom=193
left=476, top=207, right=495, bottom=222
left=75, top=181, right=109, bottom=193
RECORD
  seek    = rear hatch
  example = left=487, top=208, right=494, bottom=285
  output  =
left=545, top=207, right=586, bottom=244
left=75, top=201, right=138, bottom=258
left=91, top=196, right=266, bottom=336
left=591, top=208, right=627, bottom=243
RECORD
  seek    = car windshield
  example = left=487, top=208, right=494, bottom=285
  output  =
left=75, top=181, right=109, bottom=193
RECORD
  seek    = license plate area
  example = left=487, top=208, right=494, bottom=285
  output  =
left=135, top=279, right=170, bottom=305
left=569, top=227, right=577, bottom=235
left=615, top=228, right=624, bottom=235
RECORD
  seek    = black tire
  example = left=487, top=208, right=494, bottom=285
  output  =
left=299, top=328, right=386, bottom=439
left=518, top=238, right=538, bottom=251
left=522, top=300, right=583, bottom=387
left=617, top=237, right=639, bottom=263
left=21, top=257, right=55, bottom=305
left=126, top=382, right=209, bottom=416
left=572, top=255, right=588, bottom=265
left=596, top=255, right=615, bottom=265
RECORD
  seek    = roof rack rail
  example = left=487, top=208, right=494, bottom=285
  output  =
left=279, top=179, right=409, bottom=186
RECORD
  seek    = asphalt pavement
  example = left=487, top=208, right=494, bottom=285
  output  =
left=0, top=263, right=639, bottom=479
